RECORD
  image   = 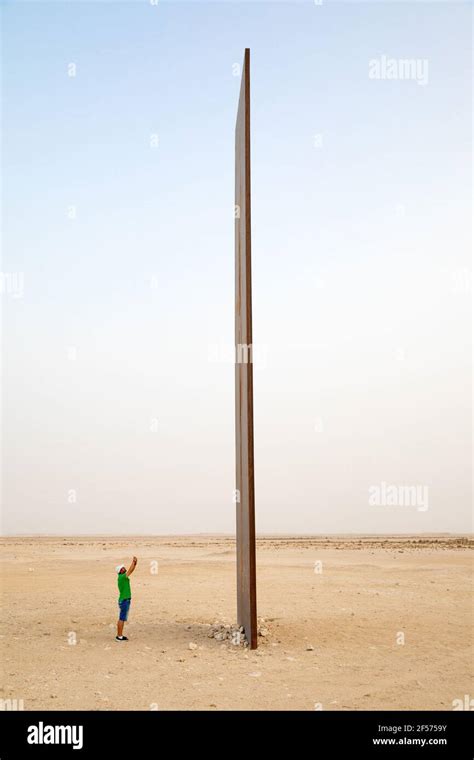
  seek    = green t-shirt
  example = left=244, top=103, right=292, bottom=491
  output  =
left=117, top=571, right=131, bottom=602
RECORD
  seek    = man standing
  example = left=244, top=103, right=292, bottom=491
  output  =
left=115, top=556, right=137, bottom=641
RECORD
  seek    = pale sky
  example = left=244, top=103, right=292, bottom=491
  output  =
left=1, top=0, right=472, bottom=535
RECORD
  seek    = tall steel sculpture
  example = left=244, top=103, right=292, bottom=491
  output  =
left=235, top=48, right=257, bottom=649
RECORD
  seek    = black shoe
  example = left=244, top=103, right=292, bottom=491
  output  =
left=115, top=636, right=128, bottom=641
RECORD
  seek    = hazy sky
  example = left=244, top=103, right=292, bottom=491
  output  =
left=1, top=0, right=471, bottom=535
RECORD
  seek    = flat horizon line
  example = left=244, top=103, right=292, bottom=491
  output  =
left=1, top=532, right=472, bottom=539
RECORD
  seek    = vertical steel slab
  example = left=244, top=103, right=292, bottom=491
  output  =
left=235, top=48, right=257, bottom=650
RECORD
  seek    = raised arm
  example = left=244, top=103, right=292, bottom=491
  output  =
left=126, top=556, right=137, bottom=577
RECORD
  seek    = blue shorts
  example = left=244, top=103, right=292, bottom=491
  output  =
left=118, top=598, right=131, bottom=621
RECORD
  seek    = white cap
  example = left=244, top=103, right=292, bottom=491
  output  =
left=115, top=564, right=126, bottom=573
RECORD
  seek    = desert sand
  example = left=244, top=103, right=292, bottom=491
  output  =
left=0, top=535, right=472, bottom=711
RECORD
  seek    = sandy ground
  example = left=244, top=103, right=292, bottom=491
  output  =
left=0, top=535, right=472, bottom=711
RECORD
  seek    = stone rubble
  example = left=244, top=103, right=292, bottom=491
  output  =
left=206, top=618, right=271, bottom=647
left=207, top=622, right=248, bottom=646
